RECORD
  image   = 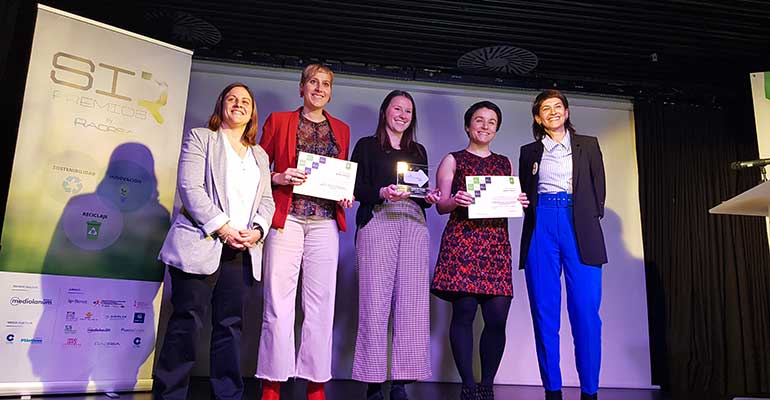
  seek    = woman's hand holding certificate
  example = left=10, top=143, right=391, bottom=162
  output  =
left=292, top=151, right=358, bottom=201
left=465, top=175, right=524, bottom=219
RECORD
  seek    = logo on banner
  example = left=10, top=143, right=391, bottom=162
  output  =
left=20, top=337, right=43, bottom=344
left=6, top=320, right=33, bottom=328
left=64, top=337, right=82, bottom=347
left=94, top=299, right=126, bottom=308
left=120, top=327, right=144, bottom=334
left=6, top=334, right=14, bottom=343
left=133, top=300, right=151, bottom=310
left=67, top=298, right=88, bottom=305
left=65, top=311, right=77, bottom=321
left=81, top=311, right=97, bottom=321
left=64, top=324, right=77, bottom=334
left=10, top=297, right=53, bottom=306
left=50, top=52, right=169, bottom=124
left=86, top=220, right=102, bottom=240
left=133, top=312, right=145, bottom=323
left=87, top=327, right=111, bottom=333
left=62, top=175, right=83, bottom=194
left=132, top=337, right=142, bottom=348
left=10, top=284, right=39, bottom=292
left=104, top=314, right=127, bottom=321
left=94, top=340, right=120, bottom=348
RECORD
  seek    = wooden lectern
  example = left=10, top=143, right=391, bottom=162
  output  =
left=709, top=180, right=770, bottom=217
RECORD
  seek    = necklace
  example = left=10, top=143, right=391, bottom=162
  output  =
left=302, top=112, right=325, bottom=123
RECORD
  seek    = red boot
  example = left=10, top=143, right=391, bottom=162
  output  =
left=307, top=382, right=325, bottom=400
left=261, top=380, right=280, bottom=400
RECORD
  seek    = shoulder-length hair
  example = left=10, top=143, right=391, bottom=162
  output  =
left=375, top=90, right=422, bottom=156
left=531, top=89, right=575, bottom=141
left=208, top=82, right=258, bottom=145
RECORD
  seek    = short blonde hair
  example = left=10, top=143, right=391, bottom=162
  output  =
left=300, top=64, right=334, bottom=86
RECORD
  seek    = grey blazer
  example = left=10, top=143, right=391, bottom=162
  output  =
left=158, top=127, right=275, bottom=280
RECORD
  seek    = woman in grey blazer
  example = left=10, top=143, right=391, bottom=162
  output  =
left=153, top=83, right=275, bottom=400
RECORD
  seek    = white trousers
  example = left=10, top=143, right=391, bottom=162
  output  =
left=256, top=215, right=339, bottom=382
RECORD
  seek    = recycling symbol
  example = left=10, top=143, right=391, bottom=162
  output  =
left=62, top=176, right=83, bottom=194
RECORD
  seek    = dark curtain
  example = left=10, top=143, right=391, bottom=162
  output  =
left=635, top=90, right=770, bottom=399
left=0, top=0, right=34, bottom=234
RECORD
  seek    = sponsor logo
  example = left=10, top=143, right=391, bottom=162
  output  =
left=65, top=311, right=77, bottom=321
left=10, top=297, right=53, bottom=306
left=67, top=298, right=88, bottom=305
left=93, top=340, right=120, bottom=347
left=64, top=337, right=82, bottom=347
left=87, top=327, right=111, bottom=333
left=93, top=299, right=126, bottom=308
left=132, top=337, right=142, bottom=347
left=81, top=311, right=97, bottom=321
left=20, top=337, right=43, bottom=344
left=6, top=334, right=14, bottom=343
left=104, top=314, right=127, bottom=321
left=133, top=312, right=145, bottom=323
left=5, top=320, right=33, bottom=328
left=120, top=327, right=144, bottom=334
left=133, top=300, right=151, bottom=310
left=10, top=284, right=38, bottom=292
left=66, top=288, right=84, bottom=295
left=64, top=325, right=77, bottom=334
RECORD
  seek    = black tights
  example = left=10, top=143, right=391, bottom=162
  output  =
left=449, top=295, right=512, bottom=388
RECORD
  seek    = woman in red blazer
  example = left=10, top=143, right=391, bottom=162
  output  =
left=256, top=64, right=352, bottom=400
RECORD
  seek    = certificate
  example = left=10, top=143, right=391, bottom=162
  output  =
left=293, top=151, right=357, bottom=201
left=465, top=175, right=523, bottom=219
left=396, top=161, right=430, bottom=198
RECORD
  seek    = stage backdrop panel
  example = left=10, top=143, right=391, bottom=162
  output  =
left=0, top=5, right=191, bottom=395
left=175, top=61, right=651, bottom=389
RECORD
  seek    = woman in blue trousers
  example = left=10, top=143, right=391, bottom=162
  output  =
left=519, top=89, right=607, bottom=400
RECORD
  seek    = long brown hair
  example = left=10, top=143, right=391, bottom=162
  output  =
left=208, top=83, right=258, bottom=145
left=375, top=90, right=421, bottom=156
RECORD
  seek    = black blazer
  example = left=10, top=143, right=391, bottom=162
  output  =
left=518, top=133, right=607, bottom=268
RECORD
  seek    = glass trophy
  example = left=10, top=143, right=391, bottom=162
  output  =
left=396, top=161, right=430, bottom=198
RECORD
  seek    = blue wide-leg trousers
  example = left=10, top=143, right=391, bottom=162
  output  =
left=525, top=192, right=602, bottom=395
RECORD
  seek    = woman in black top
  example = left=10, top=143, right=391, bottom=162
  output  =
left=350, top=90, right=440, bottom=400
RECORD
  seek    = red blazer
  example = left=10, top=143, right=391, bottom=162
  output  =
left=259, top=108, right=351, bottom=232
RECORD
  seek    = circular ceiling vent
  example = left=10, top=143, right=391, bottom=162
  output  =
left=144, top=9, right=222, bottom=47
left=458, top=45, right=538, bottom=75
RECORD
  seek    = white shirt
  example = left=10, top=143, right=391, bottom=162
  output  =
left=222, top=131, right=259, bottom=230
left=538, top=131, right=573, bottom=194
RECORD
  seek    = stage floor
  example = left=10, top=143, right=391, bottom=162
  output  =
left=23, top=378, right=666, bottom=400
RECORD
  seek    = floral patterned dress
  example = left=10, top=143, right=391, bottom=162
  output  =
left=431, top=150, right=513, bottom=299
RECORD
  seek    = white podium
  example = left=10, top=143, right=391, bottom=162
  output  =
left=709, top=180, right=770, bottom=217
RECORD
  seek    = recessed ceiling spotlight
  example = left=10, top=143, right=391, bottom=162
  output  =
left=458, top=45, right=538, bottom=75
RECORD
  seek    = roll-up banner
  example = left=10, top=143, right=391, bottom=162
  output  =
left=0, top=5, right=191, bottom=395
